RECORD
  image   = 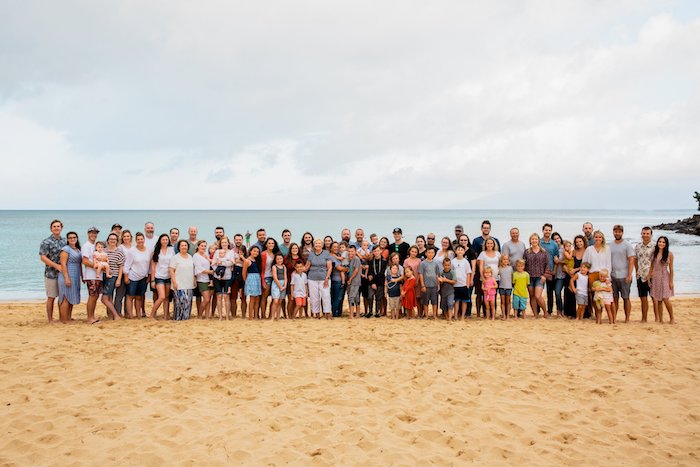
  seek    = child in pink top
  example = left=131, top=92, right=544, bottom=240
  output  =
left=482, top=266, right=498, bottom=320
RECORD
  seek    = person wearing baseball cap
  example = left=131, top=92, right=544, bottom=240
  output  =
left=81, top=226, right=103, bottom=324
left=389, top=227, right=410, bottom=263
left=452, top=224, right=464, bottom=249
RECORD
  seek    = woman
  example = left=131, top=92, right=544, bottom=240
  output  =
left=114, top=230, right=133, bottom=317
left=649, top=236, right=674, bottom=323
left=212, top=236, right=236, bottom=320
left=150, top=234, right=173, bottom=320
left=260, top=238, right=280, bottom=319
left=58, top=231, right=82, bottom=323
left=563, top=235, right=587, bottom=318
left=415, top=235, right=427, bottom=260
left=307, top=238, right=333, bottom=319
left=582, top=231, right=612, bottom=319
left=457, top=234, right=478, bottom=318
left=102, top=232, right=125, bottom=320
left=169, top=239, right=195, bottom=321
left=123, top=232, right=151, bottom=319
left=523, top=233, right=551, bottom=318
left=378, top=237, right=390, bottom=260
left=551, top=232, right=565, bottom=317
left=435, top=237, right=455, bottom=264
left=323, top=235, right=333, bottom=251
left=193, top=240, right=214, bottom=319
left=329, top=241, right=348, bottom=317
left=284, top=243, right=307, bottom=318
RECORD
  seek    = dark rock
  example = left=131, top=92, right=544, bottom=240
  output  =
left=653, top=214, right=700, bottom=236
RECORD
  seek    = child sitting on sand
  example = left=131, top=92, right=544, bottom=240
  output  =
left=592, top=268, right=614, bottom=324
left=93, top=241, right=111, bottom=278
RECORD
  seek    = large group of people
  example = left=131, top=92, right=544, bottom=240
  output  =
left=39, top=218, right=676, bottom=325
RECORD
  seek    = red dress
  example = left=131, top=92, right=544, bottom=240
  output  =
left=402, top=276, right=418, bottom=309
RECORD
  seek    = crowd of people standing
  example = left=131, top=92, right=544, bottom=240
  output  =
left=39, top=218, right=676, bottom=325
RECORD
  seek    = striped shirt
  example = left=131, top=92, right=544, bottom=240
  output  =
left=106, top=248, right=126, bottom=277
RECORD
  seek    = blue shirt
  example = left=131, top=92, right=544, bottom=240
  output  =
left=472, top=236, right=500, bottom=255
left=540, top=238, right=560, bottom=271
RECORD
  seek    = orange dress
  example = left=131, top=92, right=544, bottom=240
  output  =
left=402, top=276, right=418, bottom=309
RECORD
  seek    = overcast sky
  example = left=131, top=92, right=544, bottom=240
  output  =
left=1, top=1, right=698, bottom=209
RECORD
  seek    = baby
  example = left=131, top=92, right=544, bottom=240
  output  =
left=93, top=241, right=111, bottom=278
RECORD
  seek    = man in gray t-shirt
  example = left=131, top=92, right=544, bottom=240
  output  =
left=609, top=225, right=635, bottom=322
left=501, top=228, right=526, bottom=267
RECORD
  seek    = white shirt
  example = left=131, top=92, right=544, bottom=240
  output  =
left=451, top=257, right=472, bottom=287
left=144, top=235, right=158, bottom=257
left=124, top=247, right=151, bottom=281
left=291, top=272, right=308, bottom=297
left=154, top=248, right=175, bottom=279
left=477, top=251, right=501, bottom=279
left=81, top=241, right=97, bottom=280
left=193, top=253, right=213, bottom=283
left=169, top=253, right=195, bottom=290
left=582, top=245, right=612, bottom=273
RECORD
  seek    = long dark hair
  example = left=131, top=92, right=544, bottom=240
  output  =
left=654, top=236, right=670, bottom=264
left=573, top=234, right=588, bottom=250
left=265, top=237, right=280, bottom=255
left=248, top=245, right=263, bottom=272
left=152, top=234, right=171, bottom=262
left=300, top=231, right=314, bottom=247
left=65, top=231, right=81, bottom=250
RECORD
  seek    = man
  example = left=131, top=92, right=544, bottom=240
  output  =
left=388, top=227, right=410, bottom=263
left=369, top=233, right=379, bottom=249
left=81, top=226, right=103, bottom=324
left=253, top=228, right=266, bottom=251
left=582, top=222, right=594, bottom=247
left=169, top=228, right=180, bottom=251
left=111, top=223, right=123, bottom=239
left=540, top=223, right=559, bottom=315
left=341, top=228, right=351, bottom=244
left=230, top=233, right=248, bottom=318
left=610, top=224, right=635, bottom=323
left=501, top=228, right=526, bottom=267
left=279, top=229, right=292, bottom=256
left=187, top=226, right=199, bottom=255
left=39, top=219, right=66, bottom=323
left=426, top=233, right=437, bottom=250
left=353, top=228, right=367, bottom=250
left=471, top=220, right=500, bottom=254
left=144, top=222, right=157, bottom=254
left=634, top=227, right=654, bottom=322
left=451, top=224, right=464, bottom=249
left=214, top=226, right=225, bottom=246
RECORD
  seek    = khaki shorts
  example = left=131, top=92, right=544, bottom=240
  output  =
left=44, top=277, right=58, bottom=298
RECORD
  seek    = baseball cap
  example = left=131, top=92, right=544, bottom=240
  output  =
left=87, top=226, right=100, bottom=233
left=392, top=227, right=402, bottom=234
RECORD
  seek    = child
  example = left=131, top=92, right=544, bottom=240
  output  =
left=290, top=260, right=308, bottom=319
left=498, top=255, right=513, bottom=319
left=346, top=245, right=362, bottom=319
left=482, top=266, right=498, bottom=320
left=270, top=253, right=287, bottom=321
left=93, top=241, right=111, bottom=278
left=385, top=264, right=402, bottom=319
left=438, top=258, right=456, bottom=321
left=592, top=268, right=614, bottom=324
left=332, top=242, right=348, bottom=286
left=242, top=245, right=262, bottom=320
left=512, top=259, right=530, bottom=319
left=569, top=262, right=590, bottom=321
left=401, top=265, right=418, bottom=319
left=562, top=240, right=574, bottom=274
left=419, top=247, right=441, bottom=319
left=450, top=245, right=473, bottom=320
left=366, top=247, right=386, bottom=318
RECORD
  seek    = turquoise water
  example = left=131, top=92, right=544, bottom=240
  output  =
left=1, top=209, right=698, bottom=300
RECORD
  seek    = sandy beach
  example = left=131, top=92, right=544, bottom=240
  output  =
left=1, top=298, right=698, bottom=465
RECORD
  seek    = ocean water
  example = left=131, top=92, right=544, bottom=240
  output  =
left=1, top=209, right=698, bottom=300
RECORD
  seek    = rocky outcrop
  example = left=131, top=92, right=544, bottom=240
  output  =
left=653, top=214, right=700, bottom=236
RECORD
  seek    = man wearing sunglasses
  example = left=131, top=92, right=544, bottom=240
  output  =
left=388, top=227, right=410, bottom=264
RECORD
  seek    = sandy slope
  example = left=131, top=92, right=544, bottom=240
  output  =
left=1, top=299, right=698, bottom=465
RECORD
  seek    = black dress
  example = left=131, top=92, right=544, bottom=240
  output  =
left=563, top=256, right=580, bottom=318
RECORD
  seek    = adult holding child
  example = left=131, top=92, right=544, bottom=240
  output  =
left=39, top=219, right=66, bottom=324
left=102, top=233, right=125, bottom=320
left=123, top=232, right=151, bottom=319
left=523, top=233, right=552, bottom=318
left=57, top=232, right=82, bottom=323
left=582, top=231, right=612, bottom=320
left=169, top=239, right=196, bottom=321
left=81, top=226, right=102, bottom=324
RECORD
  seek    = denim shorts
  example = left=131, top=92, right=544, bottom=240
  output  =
left=271, top=280, right=287, bottom=299
left=127, top=277, right=148, bottom=297
left=155, top=278, right=171, bottom=286
left=102, top=276, right=118, bottom=296
left=529, top=277, right=543, bottom=289
left=498, top=288, right=512, bottom=296
left=213, top=277, right=231, bottom=294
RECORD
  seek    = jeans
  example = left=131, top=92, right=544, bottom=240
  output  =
left=554, top=278, right=565, bottom=312
left=545, top=278, right=556, bottom=313
left=331, top=280, right=345, bottom=317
